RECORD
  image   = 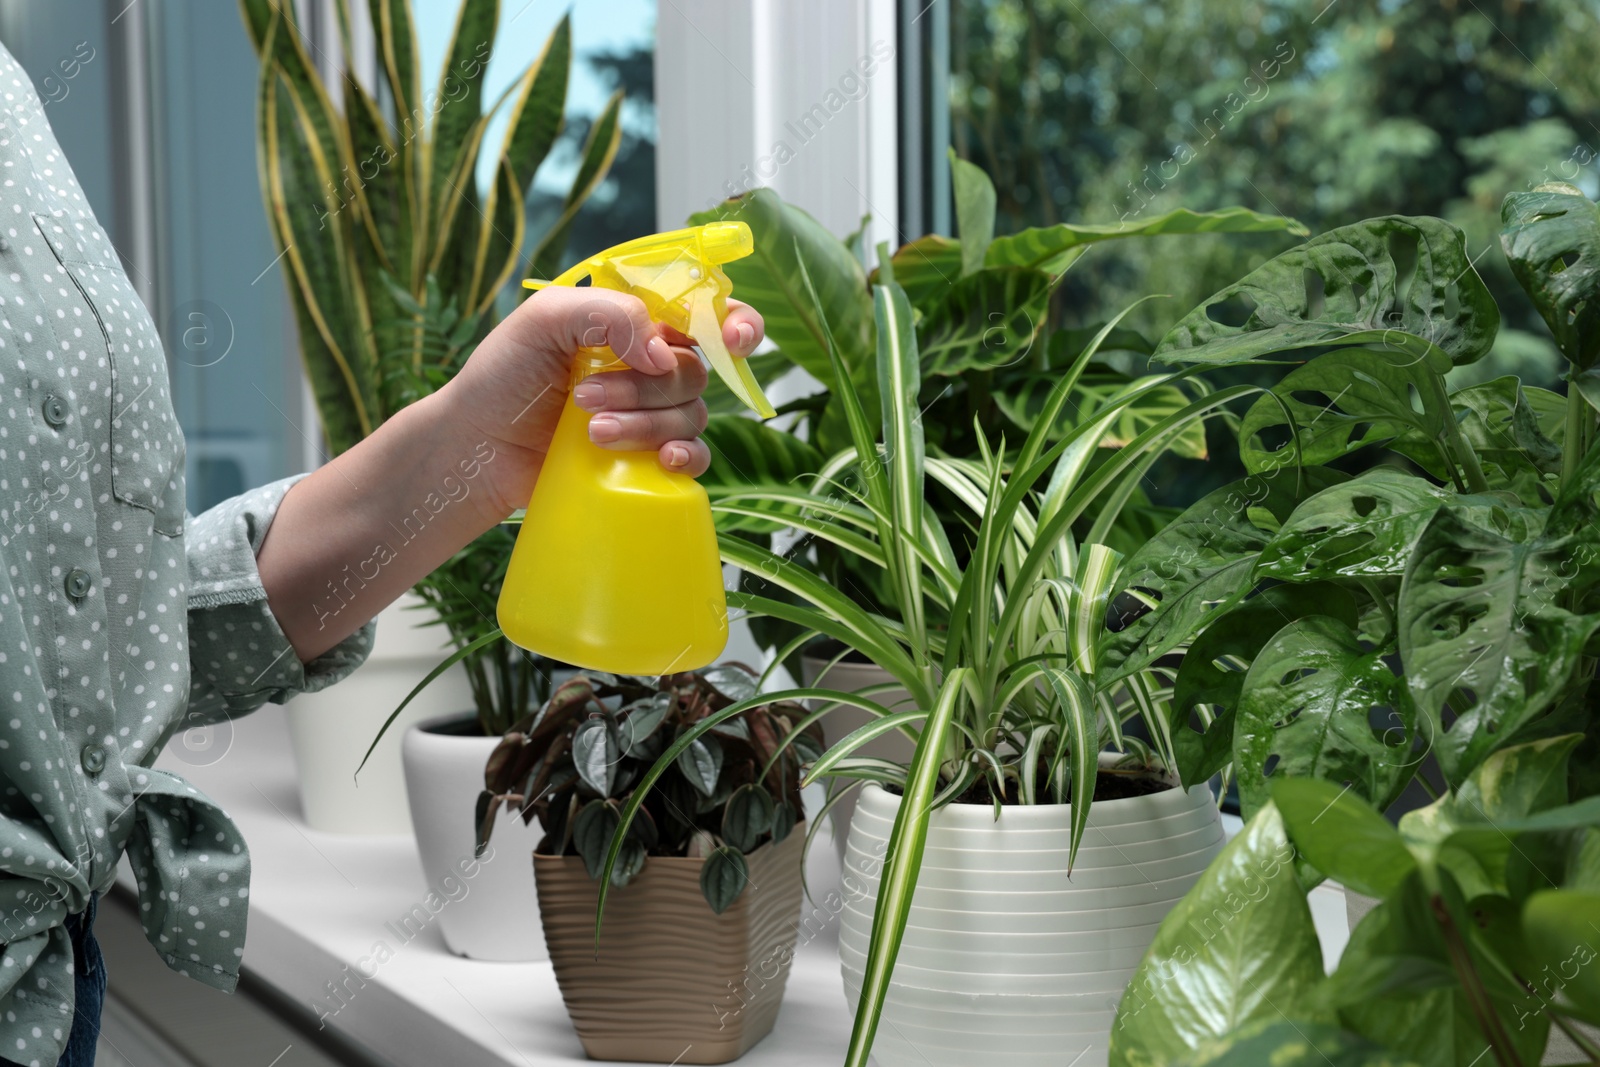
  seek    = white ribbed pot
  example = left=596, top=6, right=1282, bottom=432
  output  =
left=799, top=655, right=915, bottom=864
left=401, top=712, right=546, bottom=961
left=839, top=774, right=1225, bottom=1067
left=285, top=592, right=474, bottom=835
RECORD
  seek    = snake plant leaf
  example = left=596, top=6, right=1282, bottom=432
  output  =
left=528, top=88, right=622, bottom=280
left=1156, top=216, right=1499, bottom=370
left=1109, top=803, right=1328, bottom=1067
left=427, top=0, right=497, bottom=217
left=368, top=0, right=421, bottom=147
left=1500, top=183, right=1600, bottom=371
left=721, top=784, right=776, bottom=853
left=699, top=846, right=751, bottom=914
left=949, top=149, right=996, bottom=277
left=1273, top=777, right=1417, bottom=899
left=1236, top=348, right=1453, bottom=474
left=1398, top=507, right=1600, bottom=783
left=465, top=154, right=528, bottom=319
left=1169, top=583, right=1358, bottom=787
left=1174, top=1020, right=1423, bottom=1067
left=1101, top=467, right=1347, bottom=683
left=341, top=69, right=407, bottom=276
left=691, top=188, right=876, bottom=386
left=843, top=670, right=969, bottom=1067
left=987, top=204, right=1308, bottom=277
left=500, top=15, right=570, bottom=194
left=917, top=266, right=1053, bottom=376
left=701, top=415, right=822, bottom=533
left=1255, top=468, right=1521, bottom=582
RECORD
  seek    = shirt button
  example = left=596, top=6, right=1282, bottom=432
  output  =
left=80, top=743, right=106, bottom=776
left=65, top=568, right=91, bottom=600
left=42, top=395, right=67, bottom=427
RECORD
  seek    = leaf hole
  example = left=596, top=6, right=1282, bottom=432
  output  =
left=1353, top=494, right=1378, bottom=518
left=1444, top=280, right=1461, bottom=319
left=1303, top=268, right=1327, bottom=319
left=1205, top=292, right=1256, bottom=328
left=1262, top=754, right=1281, bottom=778
left=1387, top=229, right=1421, bottom=305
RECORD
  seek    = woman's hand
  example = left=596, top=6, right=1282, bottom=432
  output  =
left=443, top=286, right=764, bottom=522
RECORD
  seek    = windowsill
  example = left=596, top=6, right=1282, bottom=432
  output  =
left=118, top=708, right=1349, bottom=1066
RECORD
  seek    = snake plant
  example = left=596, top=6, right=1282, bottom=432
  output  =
left=596, top=243, right=1250, bottom=1065
left=240, top=0, right=621, bottom=454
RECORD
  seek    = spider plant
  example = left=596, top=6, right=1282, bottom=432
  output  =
left=596, top=246, right=1253, bottom=1066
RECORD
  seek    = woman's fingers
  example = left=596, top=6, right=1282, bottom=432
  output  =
left=586, top=400, right=710, bottom=452
left=658, top=438, right=711, bottom=478
left=658, top=298, right=765, bottom=358
left=523, top=286, right=678, bottom=373
left=572, top=346, right=707, bottom=412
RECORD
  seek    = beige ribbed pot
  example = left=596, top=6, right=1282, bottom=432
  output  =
left=535, top=825, right=806, bottom=1064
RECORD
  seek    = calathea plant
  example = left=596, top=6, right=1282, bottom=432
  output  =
left=476, top=665, right=818, bottom=913
left=1104, top=185, right=1600, bottom=1064
left=593, top=245, right=1250, bottom=1065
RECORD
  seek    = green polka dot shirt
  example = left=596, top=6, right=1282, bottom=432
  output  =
left=0, top=41, right=375, bottom=1067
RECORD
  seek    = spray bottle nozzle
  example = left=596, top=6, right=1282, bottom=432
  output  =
left=523, top=222, right=774, bottom=418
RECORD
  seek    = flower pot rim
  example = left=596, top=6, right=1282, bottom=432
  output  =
left=856, top=775, right=1201, bottom=822
left=408, top=710, right=491, bottom=738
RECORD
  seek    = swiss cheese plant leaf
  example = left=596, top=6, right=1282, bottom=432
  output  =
left=691, top=188, right=875, bottom=385
left=1236, top=348, right=1452, bottom=474
left=1236, top=616, right=1415, bottom=821
left=916, top=266, right=1053, bottom=376
left=949, top=149, right=996, bottom=277
left=1256, top=468, right=1517, bottom=582
left=1398, top=507, right=1600, bottom=783
left=1156, top=215, right=1499, bottom=369
left=987, top=204, right=1308, bottom=277
left=1109, top=803, right=1327, bottom=1066
left=1101, top=467, right=1348, bottom=683
left=1170, top=583, right=1358, bottom=787
left=1392, top=376, right=1565, bottom=492
left=1272, top=778, right=1417, bottom=899
left=1500, top=182, right=1600, bottom=371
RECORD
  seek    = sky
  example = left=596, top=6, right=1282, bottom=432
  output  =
left=413, top=0, right=655, bottom=194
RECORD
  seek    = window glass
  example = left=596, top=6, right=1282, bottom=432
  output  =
left=938, top=1, right=1594, bottom=392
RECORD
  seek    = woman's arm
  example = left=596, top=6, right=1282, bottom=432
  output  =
left=257, top=287, right=761, bottom=662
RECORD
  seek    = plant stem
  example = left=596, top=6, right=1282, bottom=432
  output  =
left=1358, top=578, right=1398, bottom=647
left=1424, top=372, right=1490, bottom=494
left=1561, top=374, right=1595, bottom=496
left=1433, top=894, right=1524, bottom=1067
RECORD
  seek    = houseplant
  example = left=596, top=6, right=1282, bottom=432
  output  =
left=242, top=0, right=619, bottom=951
left=693, top=158, right=1307, bottom=851
left=597, top=249, right=1258, bottom=1065
left=479, top=666, right=816, bottom=1064
left=1101, top=188, right=1600, bottom=1064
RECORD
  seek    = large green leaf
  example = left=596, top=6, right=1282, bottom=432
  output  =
left=700, top=415, right=822, bottom=533
left=1156, top=216, right=1499, bottom=369
left=1256, top=468, right=1516, bottom=582
left=1170, top=583, right=1358, bottom=787
left=1102, top=467, right=1347, bottom=683
left=427, top=0, right=497, bottom=219
left=917, top=266, right=1053, bottom=376
left=1500, top=183, right=1600, bottom=371
left=1110, top=803, right=1328, bottom=1067
left=1393, top=376, right=1565, bottom=493
left=883, top=233, right=962, bottom=307
left=1175, top=1020, right=1422, bottom=1067
left=1236, top=348, right=1452, bottom=474
left=1398, top=507, right=1600, bottom=783
left=499, top=14, right=570, bottom=195
left=1273, top=778, right=1417, bottom=898
left=1234, top=614, right=1414, bottom=819
left=690, top=189, right=875, bottom=385
left=1522, top=890, right=1600, bottom=1021
left=950, top=149, right=996, bottom=277
left=987, top=205, right=1309, bottom=277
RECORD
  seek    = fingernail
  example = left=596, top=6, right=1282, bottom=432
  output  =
left=573, top=380, right=605, bottom=410
left=666, top=444, right=690, bottom=467
left=647, top=336, right=674, bottom=371
left=588, top=415, right=621, bottom=444
left=735, top=322, right=755, bottom=353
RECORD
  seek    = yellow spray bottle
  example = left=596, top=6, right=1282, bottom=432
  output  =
left=496, top=222, right=774, bottom=675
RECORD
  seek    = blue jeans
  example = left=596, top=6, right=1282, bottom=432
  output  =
left=0, top=895, right=104, bottom=1067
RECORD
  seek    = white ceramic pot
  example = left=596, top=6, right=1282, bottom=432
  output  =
left=285, top=592, right=474, bottom=835
left=799, top=655, right=915, bottom=864
left=401, top=712, right=546, bottom=961
left=838, top=774, right=1225, bottom=1067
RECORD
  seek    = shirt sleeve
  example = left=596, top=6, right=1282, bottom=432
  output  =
left=182, top=475, right=376, bottom=728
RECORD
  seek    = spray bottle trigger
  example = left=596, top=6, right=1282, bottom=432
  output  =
left=688, top=289, right=775, bottom=419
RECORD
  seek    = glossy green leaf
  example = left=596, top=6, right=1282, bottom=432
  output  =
left=987, top=205, right=1308, bottom=277
left=700, top=846, right=751, bottom=913
left=1156, top=215, right=1499, bottom=369
left=619, top=693, right=672, bottom=755
left=950, top=149, right=996, bottom=276
left=1110, top=803, right=1327, bottom=1066
left=1522, top=890, right=1600, bottom=1020
left=676, top=735, right=723, bottom=797
left=1175, top=1019, right=1423, bottom=1067
left=1501, top=182, right=1600, bottom=371
left=721, top=784, right=777, bottom=853
left=1398, top=507, right=1600, bottom=782
left=916, top=266, right=1053, bottom=377
left=1273, top=778, right=1416, bottom=898
left=1170, top=584, right=1358, bottom=787
left=884, top=232, right=962, bottom=307
left=1102, top=467, right=1348, bottom=683
left=571, top=717, right=617, bottom=796
left=572, top=799, right=621, bottom=880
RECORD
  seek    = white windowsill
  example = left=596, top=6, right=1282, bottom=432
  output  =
left=118, top=709, right=1349, bottom=1067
